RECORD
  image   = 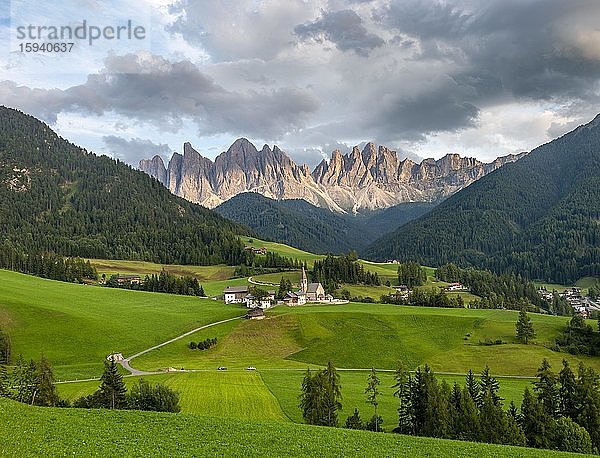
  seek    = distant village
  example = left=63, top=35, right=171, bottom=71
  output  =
left=223, top=267, right=342, bottom=319
left=538, top=286, right=600, bottom=318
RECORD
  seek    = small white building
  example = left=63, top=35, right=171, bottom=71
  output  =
left=223, top=285, right=250, bottom=304
left=283, top=291, right=307, bottom=306
left=107, top=352, right=124, bottom=362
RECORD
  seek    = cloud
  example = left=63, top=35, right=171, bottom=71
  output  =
left=0, top=53, right=320, bottom=139
left=167, top=0, right=319, bottom=61
left=295, top=9, right=384, bottom=56
left=103, top=135, right=172, bottom=164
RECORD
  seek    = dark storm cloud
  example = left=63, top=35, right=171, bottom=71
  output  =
left=295, top=9, right=384, bottom=56
left=377, top=0, right=600, bottom=103
left=103, top=135, right=172, bottom=165
left=0, top=54, right=320, bottom=138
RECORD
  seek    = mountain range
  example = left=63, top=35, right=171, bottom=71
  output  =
left=365, top=115, right=600, bottom=284
left=140, top=140, right=525, bottom=213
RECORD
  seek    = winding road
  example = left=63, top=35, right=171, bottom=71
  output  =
left=118, top=316, right=245, bottom=375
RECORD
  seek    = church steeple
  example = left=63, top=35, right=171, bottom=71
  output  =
left=301, top=266, right=308, bottom=293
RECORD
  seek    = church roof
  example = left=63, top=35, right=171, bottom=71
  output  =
left=306, top=283, right=322, bottom=293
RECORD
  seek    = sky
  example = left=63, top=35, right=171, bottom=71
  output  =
left=1, top=0, right=600, bottom=168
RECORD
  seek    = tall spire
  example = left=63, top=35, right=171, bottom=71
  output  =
left=301, top=266, right=308, bottom=293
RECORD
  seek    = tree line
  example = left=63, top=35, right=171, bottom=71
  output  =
left=436, top=263, right=571, bottom=315
left=105, top=271, right=205, bottom=297
left=397, top=262, right=427, bottom=288
left=188, top=338, right=217, bottom=350
left=311, top=253, right=380, bottom=293
left=0, top=244, right=97, bottom=283
left=554, top=315, right=600, bottom=356
left=300, top=359, right=600, bottom=454
left=73, top=360, right=180, bottom=412
left=380, top=288, right=465, bottom=308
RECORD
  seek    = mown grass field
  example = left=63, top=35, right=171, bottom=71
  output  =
left=0, top=399, right=587, bottom=458
left=241, top=236, right=325, bottom=266
left=0, top=270, right=245, bottom=379
left=261, top=370, right=533, bottom=428
left=57, top=371, right=288, bottom=421
left=89, top=259, right=236, bottom=281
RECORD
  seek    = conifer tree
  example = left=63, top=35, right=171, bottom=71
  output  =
left=516, top=309, right=535, bottom=344
left=99, top=359, right=127, bottom=409
left=479, top=366, right=502, bottom=406
left=365, top=368, right=382, bottom=432
left=574, top=362, right=600, bottom=451
left=322, top=361, right=342, bottom=427
left=33, top=354, right=59, bottom=407
left=558, top=359, right=577, bottom=419
left=465, top=369, right=480, bottom=406
left=344, top=408, right=364, bottom=430
left=520, top=387, right=552, bottom=449
left=533, top=359, right=559, bottom=418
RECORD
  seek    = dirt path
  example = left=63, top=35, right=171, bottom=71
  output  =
left=118, top=316, right=245, bottom=375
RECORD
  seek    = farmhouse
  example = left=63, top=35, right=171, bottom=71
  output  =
left=116, top=274, right=141, bottom=285
left=244, top=290, right=276, bottom=309
left=394, top=285, right=410, bottom=299
left=246, top=307, right=265, bottom=320
left=283, top=291, right=306, bottom=306
left=223, top=285, right=249, bottom=304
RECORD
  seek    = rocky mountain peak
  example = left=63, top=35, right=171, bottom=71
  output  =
left=140, top=138, right=526, bottom=212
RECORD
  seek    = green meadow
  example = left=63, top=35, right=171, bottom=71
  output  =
left=0, top=270, right=245, bottom=379
left=2, top=256, right=599, bottom=456
left=1, top=398, right=585, bottom=458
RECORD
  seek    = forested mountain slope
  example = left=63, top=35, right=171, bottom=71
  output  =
left=215, top=192, right=434, bottom=254
left=365, top=115, right=600, bottom=283
left=0, top=107, right=250, bottom=265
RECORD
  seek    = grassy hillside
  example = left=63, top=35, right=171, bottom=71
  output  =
left=90, top=259, right=235, bottom=282
left=0, top=270, right=245, bottom=378
left=57, top=371, right=288, bottom=421
left=0, top=399, right=585, bottom=457
left=129, top=302, right=599, bottom=377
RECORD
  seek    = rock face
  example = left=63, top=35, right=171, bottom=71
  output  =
left=139, top=138, right=526, bottom=213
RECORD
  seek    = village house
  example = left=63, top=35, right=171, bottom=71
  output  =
left=283, top=291, right=307, bottom=306
left=116, top=274, right=141, bottom=285
left=446, top=282, right=464, bottom=291
left=246, top=307, right=265, bottom=320
left=244, top=246, right=267, bottom=255
left=106, top=352, right=124, bottom=362
left=244, top=290, right=276, bottom=309
left=223, top=285, right=250, bottom=304
left=394, top=285, right=410, bottom=299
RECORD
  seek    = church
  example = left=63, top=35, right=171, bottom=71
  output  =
left=300, top=267, right=326, bottom=301
left=283, top=268, right=333, bottom=305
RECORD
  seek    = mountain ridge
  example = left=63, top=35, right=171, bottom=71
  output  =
left=140, top=140, right=525, bottom=213
left=364, top=114, right=600, bottom=283
left=0, top=106, right=251, bottom=265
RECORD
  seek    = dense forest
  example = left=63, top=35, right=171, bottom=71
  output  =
left=0, top=243, right=97, bottom=283
left=105, top=271, right=205, bottom=297
left=435, top=263, right=571, bottom=314
left=365, top=115, right=600, bottom=284
left=216, top=192, right=433, bottom=254
left=0, top=107, right=252, bottom=266
left=311, top=253, right=380, bottom=292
